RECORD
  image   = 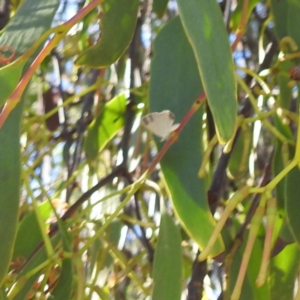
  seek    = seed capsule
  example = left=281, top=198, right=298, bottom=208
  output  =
left=290, top=65, right=300, bottom=80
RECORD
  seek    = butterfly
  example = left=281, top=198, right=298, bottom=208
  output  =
left=142, top=110, right=180, bottom=141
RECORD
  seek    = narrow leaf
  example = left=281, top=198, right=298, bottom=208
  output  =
left=287, top=1, right=300, bottom=47
left=12, top=201, right=52, bottom=265
left=152, top=212, right=182, bottom=300
left=270, top=0, right=289, bottom=39
left=285, top=166, right=300, bottom=245
left=50, top=222, right=73, bottom=299
left=0, top=0, right=59, bottom=286
left=76, top=0, right=139, bottom=67
left=149, top=17, right=224, bottom=257
left=177, top=0, right=237, bottom=143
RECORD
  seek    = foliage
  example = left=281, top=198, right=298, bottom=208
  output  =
left=0, top=0, right=300, bottom=299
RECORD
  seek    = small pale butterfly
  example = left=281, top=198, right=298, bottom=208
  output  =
left=142, top=110, right=180, bottom=141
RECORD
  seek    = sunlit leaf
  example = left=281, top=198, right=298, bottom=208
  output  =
left=84, top=93, right=127, bottom=160
left=270, top=243, right=300, bottom=300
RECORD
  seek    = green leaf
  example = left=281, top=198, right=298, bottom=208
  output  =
left=289, top=0, right=300, bottom=8
left=12, top=201, right=52, bottom=264
left=272, top=115, right=293, bottom=210
left=285, top=166, right=300, bottom=245
left=50, top=222, right=73, bottom=300
left=0, top=61, right=26, bottom=107
left=76, top=0, right=139, bottom=67
left=270, top=243, right=300, bottom=300
left=177, top=0, right=237, bottom=143
left=50, top=257, right=73, bottom=300
left=153, top=0, right=169, bottom=18
left=273, top=215, right=296, bottom=257
left=149, top=17, right=224, bottom=257
left=272, top=142, right=287, bottom=211
left=287, top=1, right=300, bottom=48
left=273, top=114, right=293, bottom=140
left=270, top=0, right=289, bottom=40
left=278, top=215, right=295, bottom=244
left=0, top=0, right=59, bottom=287
left=152, top=211, right=182, bottom=300
left=84, top=93, right=127, bottom=160
left=0, top=288, right=8, bottom=300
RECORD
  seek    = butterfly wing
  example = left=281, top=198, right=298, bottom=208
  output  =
left=142, top=110, right=177, bottom=140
